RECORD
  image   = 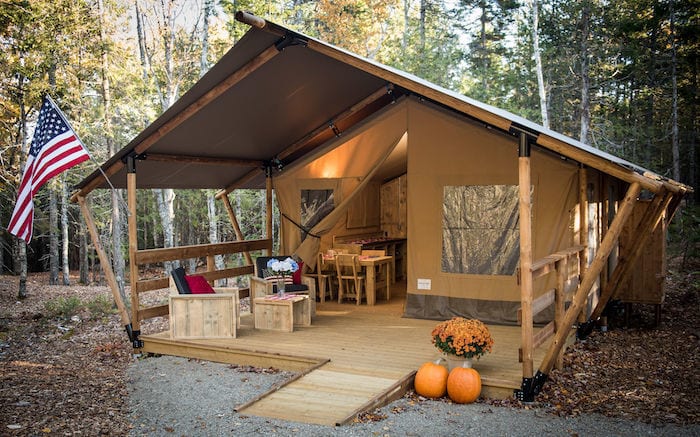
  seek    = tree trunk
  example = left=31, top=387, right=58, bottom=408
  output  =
left=99, top=0, right=127, bottom=301
left=207, top=192, right=225, bottom=279
left=18, top=243, right=27, bottom=299
left=579, top=1, right=591, bottom=144
left=61, top=179, right=70, bottom=285
left=530, top=0, right=549, bottom=129
left=49, top=187, right=59, bottom=285
left=201, top=0, right=213, bottom=77
left=80, top=216, right=89, bottom=284
left=17, top=69, right=28, bottom=298
left=154, top=188, right=177, bottom=272
left=670, top=0, right=680, bottom=183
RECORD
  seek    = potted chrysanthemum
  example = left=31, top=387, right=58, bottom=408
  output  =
left=431, top=317, right=494, bottom=369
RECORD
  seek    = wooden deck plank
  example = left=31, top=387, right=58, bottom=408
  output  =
left=140, top=281, right=571, bottom=425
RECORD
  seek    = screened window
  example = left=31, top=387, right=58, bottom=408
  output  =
left=442, top=185, right=520, bottom=275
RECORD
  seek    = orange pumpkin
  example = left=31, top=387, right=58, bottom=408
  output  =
left=447, top=367, right=481, bottom=403
left=414, top=361, right=449, bottom=398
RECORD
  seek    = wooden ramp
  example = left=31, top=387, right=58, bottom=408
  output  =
left=140, top=283, right=566, bottom=425
left=237, top=365, right=412, bottom=426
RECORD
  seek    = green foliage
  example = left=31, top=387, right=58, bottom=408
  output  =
left=668, top=205, right=700, bottom=267
left=44, top=296, right=82, bottom=320
left=85, top=294, right=116, bottom=319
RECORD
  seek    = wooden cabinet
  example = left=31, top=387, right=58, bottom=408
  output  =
left=381, top=174, right=407, bottom=238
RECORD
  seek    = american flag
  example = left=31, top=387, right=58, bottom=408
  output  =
left=7, top=97, right=90, bottom=242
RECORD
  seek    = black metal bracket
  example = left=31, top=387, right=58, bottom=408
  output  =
left=275, top=31, right=308, bottom=51
left=125, top=324, right=143, bottom=349
left=577, top=319, right=596, bottom=340
left=122, top=151, right=147, bottom=172
left=328, top=120, right=341, bottom=137
left=514, top=371, right=548, bottom=402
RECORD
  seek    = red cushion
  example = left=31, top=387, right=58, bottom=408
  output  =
left=292, top=261, right=303, bottom=284
left=185, top=275, right=215, bottom=294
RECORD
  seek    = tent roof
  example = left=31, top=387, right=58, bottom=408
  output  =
left=74, top=12, right=691, bottom=197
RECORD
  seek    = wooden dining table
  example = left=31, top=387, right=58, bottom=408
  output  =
left=322, top=254, right=393, bottom=305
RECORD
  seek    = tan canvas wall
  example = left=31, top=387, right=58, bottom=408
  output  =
left=274, top=100, right=408, bottom=264
left=404, top=100, right=580, bottom=324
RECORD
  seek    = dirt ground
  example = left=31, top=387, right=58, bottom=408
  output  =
left=1, top=256, right=698, bottom=435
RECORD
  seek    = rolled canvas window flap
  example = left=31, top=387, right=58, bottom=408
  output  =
left=274, top=102, right=408, bottom=264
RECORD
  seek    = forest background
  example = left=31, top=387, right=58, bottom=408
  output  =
left=0, top=0, right=697, bottom=298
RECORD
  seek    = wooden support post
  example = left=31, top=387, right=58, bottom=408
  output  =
left=77, top=195, right=131, bottom=328
left=518, top=133, right=535, bottom=381
left=541, top=183, right=641, bottom=373
left=265, top=168, right=273, bottom=256
left=126, top=156, right=140, bottom=340
left=577, top=166, right=589, bottom=323
left=588, top=189, right=673, bottom=322
left=221, top=194, right=253, bottom=265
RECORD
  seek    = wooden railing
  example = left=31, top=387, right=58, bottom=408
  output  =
left=132, top=238, right=272, bottom=323
left=518, top=245, right=584, bottom=367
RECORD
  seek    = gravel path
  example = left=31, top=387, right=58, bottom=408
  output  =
left=127, top=355, right=699, bottom=436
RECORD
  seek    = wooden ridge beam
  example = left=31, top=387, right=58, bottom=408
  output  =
left=72, top=41, right=281, bottom=200
left=144, top=153, right=263, bottom=167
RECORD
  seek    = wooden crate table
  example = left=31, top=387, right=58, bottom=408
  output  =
left=253, top=295, right=311, bottom=332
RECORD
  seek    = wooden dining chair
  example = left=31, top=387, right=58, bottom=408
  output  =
left=335, top=254, right=365, bottom=305
left=307, top=252, right=336, bottom=303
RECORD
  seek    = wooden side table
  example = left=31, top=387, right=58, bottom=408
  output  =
left=253, top=295, right=311, bottom=332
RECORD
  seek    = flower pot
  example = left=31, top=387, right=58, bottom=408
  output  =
left=443, top=354, right=473, bottom=371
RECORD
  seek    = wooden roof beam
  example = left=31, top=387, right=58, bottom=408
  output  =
left=144, top=153, right=263, bottom=167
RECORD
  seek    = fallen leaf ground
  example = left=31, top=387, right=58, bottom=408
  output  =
left=1, top=255, right=698, bottom=435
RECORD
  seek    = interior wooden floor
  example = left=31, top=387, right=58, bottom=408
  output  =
left=140, top=281, right=564, bottom=425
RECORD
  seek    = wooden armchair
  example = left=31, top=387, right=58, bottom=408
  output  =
left=249, top=256, right=316, bottom=316
left=168, top=267, right=240, bottom=339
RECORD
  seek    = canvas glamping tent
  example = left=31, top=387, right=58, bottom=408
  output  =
left=73, top=12, right=691, bottom=401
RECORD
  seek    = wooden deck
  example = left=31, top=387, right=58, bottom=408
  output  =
left=140, top=282, right=568, bottom=425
